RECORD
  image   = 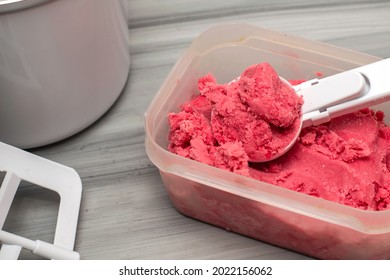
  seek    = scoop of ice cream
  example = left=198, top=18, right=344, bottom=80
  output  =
left=198, top=63, right=303, bottom=162
left=237, top=63, right=303, bottom=128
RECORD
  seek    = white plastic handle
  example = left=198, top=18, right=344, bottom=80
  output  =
left=0, top=230, right=80, bottom=260
left=298, top=71, right=367, bottom=114
left=299, top=58, right=390, bottom=127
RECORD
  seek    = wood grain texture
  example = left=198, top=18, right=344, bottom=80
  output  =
left=2, top=0, right=390, bottom=259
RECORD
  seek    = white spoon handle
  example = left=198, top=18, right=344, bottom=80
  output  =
left=300, top=58, right=390, bottom=128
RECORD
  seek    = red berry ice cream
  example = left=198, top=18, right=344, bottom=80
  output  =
left=168, top=62, right=390, bottom=211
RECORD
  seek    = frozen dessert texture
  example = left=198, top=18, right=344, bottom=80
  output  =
left=169, top=62, right=303, bottom=164
left=250, top=109, right=390, bottom=210
left=236, top=63, right=302, bottom=128
left=168, top=96, right=250, bottom=176
left=167, top=62, right=390, bottom=211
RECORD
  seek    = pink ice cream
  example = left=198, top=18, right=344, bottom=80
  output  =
left=167, top=62, right=390, bottom=211
left=169, top=62, right=303, bottom=164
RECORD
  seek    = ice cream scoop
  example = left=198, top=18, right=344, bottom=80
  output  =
left=250, top=58, right=390, bottom=162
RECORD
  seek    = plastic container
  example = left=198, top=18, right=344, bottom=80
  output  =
left=144, top=23, right=390, bottom=259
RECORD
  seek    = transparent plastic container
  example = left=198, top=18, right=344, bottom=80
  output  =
left=144, top=23, right=390, bottom=259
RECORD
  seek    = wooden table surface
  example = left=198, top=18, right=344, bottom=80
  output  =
left=3, top=0, right=390, bottom=260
